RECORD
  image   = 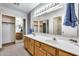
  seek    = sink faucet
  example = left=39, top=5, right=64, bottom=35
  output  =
left=69, top=39, right=78, bottom=43
left=53, top=37, right=56, bottom=40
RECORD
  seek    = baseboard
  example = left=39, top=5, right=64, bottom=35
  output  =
left=2, top=42, right=15, bottom=47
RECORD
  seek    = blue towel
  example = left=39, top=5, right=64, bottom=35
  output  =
left=29, top=28, right=32, bottom=34
left=64, top=3, right=77, bottom=28
left=29, top=28, right=34, bottom=34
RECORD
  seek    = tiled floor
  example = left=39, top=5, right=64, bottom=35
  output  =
left=0, top=43, right=31, bottom=56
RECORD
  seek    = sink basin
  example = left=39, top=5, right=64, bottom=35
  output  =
left=56, top=39, right=79, bottom=48
left=29, top=34, right=79, bottom=47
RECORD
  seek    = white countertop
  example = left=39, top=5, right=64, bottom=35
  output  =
left=24, top=34, right=79, bottom=55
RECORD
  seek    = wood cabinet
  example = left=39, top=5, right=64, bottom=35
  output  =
left=58, top=50, right=74, bottom=56
left=34, top=40, right=47, bottom=56
left=24, top=36, right=76, bottom=56
left=41, top=43, right=56, bottom=56
left=16, top=32, right=23, bottom=40
left=29, top=39, right=35, bottom=55
left=24, top=36, right=29, bottom=49
left=24, top=36, right=34, bottom=55
left=35, top=46, right=46, bottom=56
left=35, top=40, right=41, bottom=47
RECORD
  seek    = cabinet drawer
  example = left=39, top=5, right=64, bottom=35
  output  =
left=35, top=46, right=46, bottom=56
left=35, top=40, right=41, bottom=47
left=24, top=36, right=28, bottom=40
left=30, top=38, right=35, bottom=44
left=58, top=50, right=73, bottom=56
left=41, top=43, right=56, bottom=56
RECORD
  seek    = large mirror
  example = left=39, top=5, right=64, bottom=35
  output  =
left=32, top=3, right=79, bottom=38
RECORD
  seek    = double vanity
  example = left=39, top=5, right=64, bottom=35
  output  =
left=24, top=33, right=79, bottom=56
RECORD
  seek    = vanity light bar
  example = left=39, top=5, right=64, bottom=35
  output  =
left=36, top=3, right=59, bottom=15
left=34, top=3, right=63, bottom=17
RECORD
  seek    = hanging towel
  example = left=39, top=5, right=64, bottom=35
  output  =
left=29, top=28, right=34, bottom=34
left=29, top=28, right=32, bottom=34
left=64, top=3, right=77, bottom=28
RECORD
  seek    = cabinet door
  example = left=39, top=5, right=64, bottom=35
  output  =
left=30, top=43, right=34, bottom=55
left=30, top=38, right=35, bottom=44
left=24, top=36, right=35, bottom=55
left=24, top=37, right=28, bottom=49
left=28, top=38, right=31, bottom=52
left=26, top=37, right=30, bottom=50
left=29, top=39, right=35, bottom=55
left=41, top=43, right=56, bottom=56
left=35, top=46, right=46, bottom=56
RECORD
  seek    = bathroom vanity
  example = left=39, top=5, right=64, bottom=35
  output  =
left=24, top=34, right=79, bottom=56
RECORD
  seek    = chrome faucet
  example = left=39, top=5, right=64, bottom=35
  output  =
left=69, top=39, right=78, bottom=43
left=53, top=37, right=56, bottom=40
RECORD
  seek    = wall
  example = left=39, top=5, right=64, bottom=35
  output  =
left=0, top=5, right=27, bottom=48
left=27, top=12, right=31, bottom=34
left=31, top=3, right=78, bottom=37
left=62, top=3, right=78, bottom=37
left=78, top=4, right=79, bottom=36
left=15, top=17, right=23, bottom=32
left=0, top=12, right=2, bottom=48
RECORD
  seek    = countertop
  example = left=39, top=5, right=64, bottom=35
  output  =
left=24, top=34, right=79, bottom=55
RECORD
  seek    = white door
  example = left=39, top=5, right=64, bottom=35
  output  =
left=2, top=23, right=15, bottom=44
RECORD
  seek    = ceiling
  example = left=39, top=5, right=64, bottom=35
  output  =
left=1, top=3, right=40, bottom=14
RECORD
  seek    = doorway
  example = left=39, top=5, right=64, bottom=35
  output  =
left=53, top=16, right=62, bottom=35
left=2, top=15, right=15, bottom=45
left=42, top=20, right=49, bottom=33
left=43, top=23, right=46, bottom=33
left=15, top=18, right=26, bottom=43
left=23, top=19, right=26, bottom=35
